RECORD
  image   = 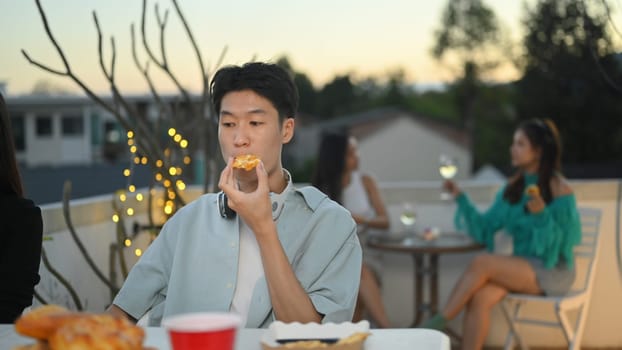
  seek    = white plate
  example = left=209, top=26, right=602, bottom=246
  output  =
left=261, top=320, right=370, bottom=346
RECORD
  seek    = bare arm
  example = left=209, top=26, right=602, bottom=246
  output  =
left=219, top=160, right=321, bottom=323
left=354, top=174, right=389, bottom=229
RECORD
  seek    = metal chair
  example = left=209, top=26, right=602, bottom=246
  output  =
left=501, top=207, right=602, bottom=350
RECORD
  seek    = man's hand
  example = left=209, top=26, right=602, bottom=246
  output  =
left=218, top=157, right=274, bottom=236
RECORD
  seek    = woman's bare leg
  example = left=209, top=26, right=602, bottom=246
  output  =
left=357, top=264, right=391, bottom=328
left=461, top=283, right=508, bottom=350
left=443, top=254, right=541, bottom=319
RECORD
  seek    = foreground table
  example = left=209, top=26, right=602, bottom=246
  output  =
left=1, top=324, right=450, bottom=349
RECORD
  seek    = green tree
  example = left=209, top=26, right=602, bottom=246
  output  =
left=517, top=0, right=622, bottom=164
left=431, top=0, right=504, bottom=136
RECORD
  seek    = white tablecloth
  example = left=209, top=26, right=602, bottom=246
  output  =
left=0, top=325, right=450, bottom=350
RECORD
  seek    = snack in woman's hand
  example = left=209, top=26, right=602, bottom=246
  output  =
left=525, top=184, right=540, bottom=197
left=233, top=154, right=261, bottom=171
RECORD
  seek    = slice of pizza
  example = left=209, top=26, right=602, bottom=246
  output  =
left=233, top=154, right=261, bottom=171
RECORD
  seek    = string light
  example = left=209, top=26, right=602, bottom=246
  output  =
left=164, top=148, right=171, bottom=157
left=176, top=180, right=186, bottom=190
left=176, top=167, right=183, bottom=175
left=167, top=128, right=176, bottom=137
left=136, top=193, right=144, bottom=201
left=167, top=191, right=176, bottom=200
left=134, top=157, right=141, bottom=164
left=156, top=159, right=163, bottom=168
left=141, top=156, right=148, bottom=165
left=164, top=205, right=173, bottom=215
left=180, top=139, right=188, bottom=148
left=123, top=169, right=131, bottom=177
left=183, top=156, right=191, bottom=165
left=169, top=167, right=177, bottom=176
left=124, top=239, right=132, bottom=247
left=130, top=145, right=137, bottom=153
left=135, top=248, right=143, bottom=257
left=119, top=193, right=127, bottom=202
left=129, top=185, right=136, bottom=192
left=112, top=214, right=119, bottom=223
left=127, top=131, right=134, bottom=138
left=126, top=208, right=135, bottom=216
left=127, top=139, right=134, bottom=146
left=155, top=173, right=163, bottom=181
left=163, top=179, right=171, bottom=188
left=173, top=134, right=182, bottom=143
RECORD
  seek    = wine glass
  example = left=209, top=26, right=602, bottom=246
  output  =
left=439, top=154, right=458, bottom=200
left=399, top=202, right=417, bottom=234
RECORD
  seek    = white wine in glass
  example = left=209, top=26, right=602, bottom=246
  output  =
left=400, top=203, right=416, bottom=233
left=439, top=155, right=458, bottom=200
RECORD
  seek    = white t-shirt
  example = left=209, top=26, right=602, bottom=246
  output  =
left=230, top=172, right=292, bottom=326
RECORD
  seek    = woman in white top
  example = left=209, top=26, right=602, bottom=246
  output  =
left=312, top=132, right=392, bottom=328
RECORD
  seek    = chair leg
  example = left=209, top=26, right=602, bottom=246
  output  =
left=557, top=302, right=590, bottom=350
left=501, top=299, right=528, bottom=350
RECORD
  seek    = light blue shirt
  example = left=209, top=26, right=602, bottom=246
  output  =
left=113, top=185, right=362, bottom=327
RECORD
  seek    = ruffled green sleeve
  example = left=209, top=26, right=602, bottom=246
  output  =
left=454, top=188, right=507, bottom=251
left=521, top=194, right=581, bottom=269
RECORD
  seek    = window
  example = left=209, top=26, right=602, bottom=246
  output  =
left=10, top=115, right=25, bottom=151
left=62, top=115, right=84, bottom=136
left=36, top=116, right=53, bottom=137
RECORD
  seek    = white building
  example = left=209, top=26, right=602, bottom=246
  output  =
left=291, top=107, right=472, bottom=182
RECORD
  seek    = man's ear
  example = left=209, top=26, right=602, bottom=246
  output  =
left=281, top=118, right=295, bottom=144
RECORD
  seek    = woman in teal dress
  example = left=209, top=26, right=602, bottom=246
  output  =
left=421, top=119, right=581, bottom=350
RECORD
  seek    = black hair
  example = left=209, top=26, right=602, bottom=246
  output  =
left=504, top=118, right=562, bottom=204
left=0, top=93, right=24, bottom=197
left=210, top=62, right=299, bottom=123
left=311, top=131, right=349, bottom=204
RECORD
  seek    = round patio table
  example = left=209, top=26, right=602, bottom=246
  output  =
left=368, top=232, right=484, bottom=327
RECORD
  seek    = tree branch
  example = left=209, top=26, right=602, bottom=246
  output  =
left=40, top=246, right=84, bottom=310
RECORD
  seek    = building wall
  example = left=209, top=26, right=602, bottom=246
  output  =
left=357, top=116, right=471, bottom=182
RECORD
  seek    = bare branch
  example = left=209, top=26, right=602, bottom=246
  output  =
left=62, top=181, right=119, bottom=293
left=21, top=50, right=67, bottom=75
left=171, top=0, right=207, bottom=90
left=33, top=0, right=72, bottom=72
left=40, top=246, right=84, bottom=310
left=155, top=4, right=170, bottom=68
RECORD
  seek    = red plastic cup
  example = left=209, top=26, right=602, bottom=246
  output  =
left=162, top=312, right=241, bottom=350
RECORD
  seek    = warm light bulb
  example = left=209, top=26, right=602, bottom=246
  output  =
left=127, top=130, right=134, bottom=138
left=126, top=208, right=134, bottom=216
left=134, top=157, right=140, bottom=164
left=136, top=193, right=144, bottom=201
left=127, top=139, right=134, bottom=146
left=155, top=173, right=163, bottom=181
left=168, top=128, right=176, bottom=136
left=124, top=238, right=132, bottom=247
left=129, top=185, right=136, bottom=192
left=173, top=134, right=182, bottom=142
left=123, top=169, right=131, bottom=177
left=168, top=191, right=176, bottom=200
left=180, top=139, right=188, bottom=148
left=176, top=167, right=183, bottom=175
left=112, top=214, right=119, bottom=223
left=164, top=148, right=171, bottom=157
left=130, top=145, right=137, bottom=153
left=176, top=180, right=186, bottom=190
left=163, top=179, right=171, bottom=188
left=168, top=167, right=177, bottom=176
left=135, top=248, right=143, bottom=257
left=164, top=205, right=173, bottom=215
left=183, top=156, right=191, bottom=165
left=156, top=159, right=163, bottom=168
left=119, top=193, right=127, bottom=202
left=141, top=156, right=148, bottom=165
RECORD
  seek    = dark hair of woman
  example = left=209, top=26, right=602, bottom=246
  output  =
left=0, top=93, right=24, bottom=197
left=504, top=118, right=562, bottom=204
left=311, top=131, right=349, bottom=204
